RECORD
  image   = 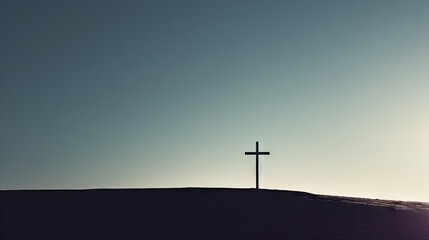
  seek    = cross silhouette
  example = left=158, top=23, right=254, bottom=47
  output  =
left=245, top=141, right=270, bottom=189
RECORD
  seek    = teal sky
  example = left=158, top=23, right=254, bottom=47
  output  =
left=1, top=0, right=428, bottom=201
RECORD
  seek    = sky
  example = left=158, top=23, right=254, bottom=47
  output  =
left=1, top=0, right=428, bottom=201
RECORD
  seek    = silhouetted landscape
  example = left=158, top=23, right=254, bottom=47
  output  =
left=1, top=188, right=428, bottom=239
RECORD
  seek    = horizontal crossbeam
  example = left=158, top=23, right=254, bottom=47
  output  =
left=245, top=152, right=270, bottom=155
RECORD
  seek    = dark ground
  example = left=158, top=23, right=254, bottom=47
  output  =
left=1, top=188, right=428, bottom=239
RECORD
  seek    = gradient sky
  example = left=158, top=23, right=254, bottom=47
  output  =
left=1, top=0, right=428, bottom=201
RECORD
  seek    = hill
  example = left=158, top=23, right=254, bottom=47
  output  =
left=1, top=188, right=428, bottom=239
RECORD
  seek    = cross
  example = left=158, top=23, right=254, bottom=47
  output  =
left=245, top=141, right=270, bottom=189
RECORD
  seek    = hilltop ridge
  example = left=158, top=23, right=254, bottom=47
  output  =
left=1, top=188, right=428, bottom=239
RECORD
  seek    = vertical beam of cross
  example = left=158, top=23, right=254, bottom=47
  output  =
left=245, top=141, right=270, bottom=189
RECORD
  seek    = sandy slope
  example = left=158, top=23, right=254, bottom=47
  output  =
left=1, top=188, right=428, bottom=239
